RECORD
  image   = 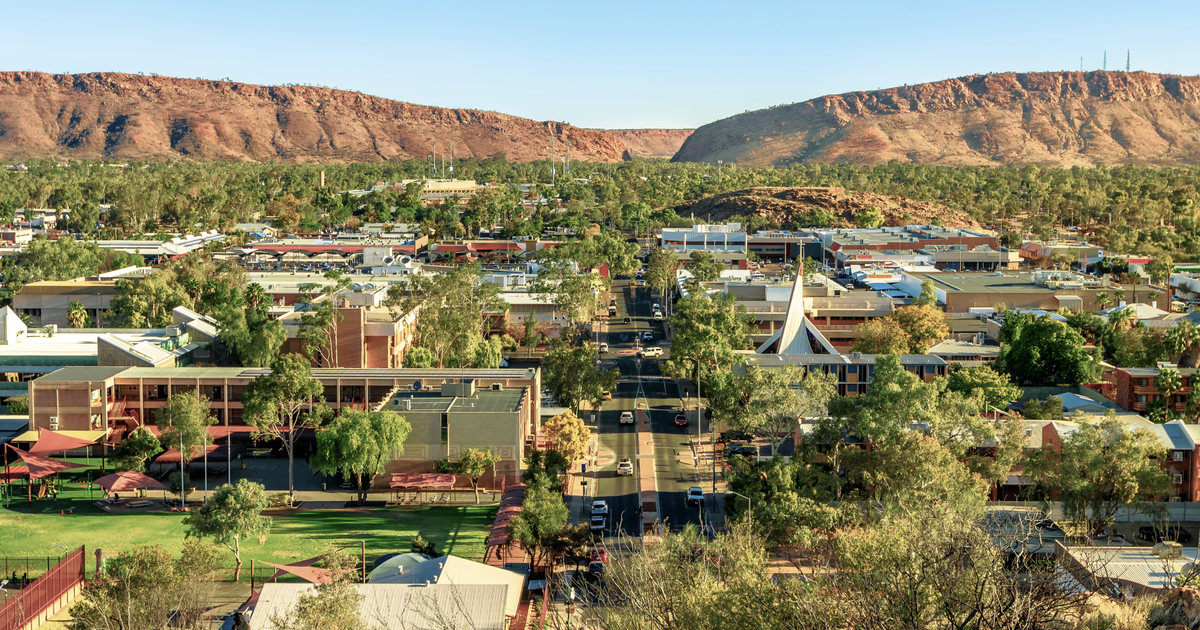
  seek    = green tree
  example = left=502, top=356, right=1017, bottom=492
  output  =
left=734, top=366, right=837, bottom=455
left=109, top=427, right=164, bottom=473
left=5, top=396, right=28, bottom=415
left=110, top=268, right=193, bottom=327
left=216, top=284, right=286, bottom=368
left=157, top=391, right=216, bottom=494
left=1026, top=416, right=1173, bottom=536
left=688, top=250, right=723, bottom=282
left=1156, top=368, right=1184, bottom=410
left=891, top=304, right=949, bottom=353
left=912, top=279, right=938, bottom=307
left=849, top=317, right=911, bottom=355
left=243, top=354, right=325, bottom=498
left=66, top=300, right=90, bottom=328
left=454, top=447, right=500, bottom=504
left=542, top=340, right=619, bottom=414
left=998, top=313, right=1097, bottom=385
left=472, top=335, right=504, bottom=368
left=386, top=263, right=507, bottom=368
left=946, top=366, right=1021, bottom=410
left=1020, top=396, right=1064, bottom=420
left=645, top=247, right=677, bottom=306
left=402, top=347, right=435, bottom=368
left=182, top=479, right=272, bottom=580
left=1094, top=292, right=1112, bottom=310
left=857, top=431, right=989, bottom=511
left=310, top=409, right=411, bottom=504
left=9, top=235, right=103, bottom=288
left=1167, top=319, right=1200, bottom=367
left=663, top=292, right=754, bottom=380
left=505, top=482, right=569, bottom=571
left=855, top=207, right=885, bottom=228
left=541, top=410, right=592, bottom=464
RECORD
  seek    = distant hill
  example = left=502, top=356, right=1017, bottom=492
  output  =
left=673, top=71, right=1200, bottom=167
left=595, top=129, right=693, bottom=159
left=0, top=72, right=638, bottom=163
left=674, top=187, right=982, bottom=230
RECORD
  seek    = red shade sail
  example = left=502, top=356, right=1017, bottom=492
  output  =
left=11, top=448, right=89, bottom=480
left=27, top=429, right=98, bottom=455
left=94, top=471, right=167, bottom=492
left=260, top=560, right=334, bottom=584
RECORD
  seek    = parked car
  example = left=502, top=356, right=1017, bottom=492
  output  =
left=620, top=411, right=634, bottom=424
left=718, top=430, right=753, bottom=443
left=588, top=560, right=606, bottom=576
left=686, top=487, right=704, bottom=506
left=617, top=458, right=634, bottom=476
left=590, top=515, right=606, bottom=532
left=726, top=442, right=758, bottom=457
left=590, top=547, right=609, bottom=563
left=674, top=413, right=688, bottom=427
left=599, top=342, right=609, bottom=353
left=1138, top=525, right=1192, bottom=543
left=637, top=347, right=663, bottom=358
left=591, top=500, right=609, bottom=517
left=601, top=390, right=613, bottom=401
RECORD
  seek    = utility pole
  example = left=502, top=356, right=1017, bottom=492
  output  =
left=449, top=141, right=454, bottom=180
left=550, top=130, right=557, bottom=186
left=1126, top=49, right=1130, bottom=72
left=431, top=141, right=438, bottom=179
left=1103, top=51, right=1107, bottom=71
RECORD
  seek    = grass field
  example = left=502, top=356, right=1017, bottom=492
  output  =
left=0, top=495, right=496, bottom=579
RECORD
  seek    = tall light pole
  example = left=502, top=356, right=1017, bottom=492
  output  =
left=727, top=490, right=752, bottom=528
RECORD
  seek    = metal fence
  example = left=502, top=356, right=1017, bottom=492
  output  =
left=0, top=546, right=84, bottom=630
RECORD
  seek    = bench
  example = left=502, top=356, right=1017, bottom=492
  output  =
left=128, top=500, right=152, bottom=509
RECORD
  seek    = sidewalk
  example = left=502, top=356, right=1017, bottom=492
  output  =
left=565, top=433, right=602, bottom=526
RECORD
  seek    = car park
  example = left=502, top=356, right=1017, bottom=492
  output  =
left=591, top=500, right=609, bottom=517
left=674, top=413, right=688, bottom=427
left=590, top=515, right=606, bottom=532
left=687, top=487, right=704, bottom=506
left=617, top=458, right=634, bottom=476
left=620, top=411, right=634, bottom=424
left=637, top=347, right=663, bottom=358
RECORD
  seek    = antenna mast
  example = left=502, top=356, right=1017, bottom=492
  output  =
left=550, top=127, right=556, bottom=185
left=1126, top=49, right=1130, bottom=72
left=449, top=141, right=454, bottom=180
left=1103, top=51, right=1107, bottom=71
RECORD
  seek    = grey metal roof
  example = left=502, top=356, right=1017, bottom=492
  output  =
left=249, top=583, right=507, bottom=630
left=34, top=366, right=131, bottom=382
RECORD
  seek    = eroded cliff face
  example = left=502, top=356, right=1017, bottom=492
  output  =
left=0, top=72, right=630, bottom=162
left=673, top=71, right=1200, bottom=167
left=596, top=129, right=694, bottom=158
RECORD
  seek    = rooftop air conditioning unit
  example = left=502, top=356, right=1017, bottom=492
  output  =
left=491, top=383, right=504, bottom=391
left=351, top=283, right=363, bottom=291
left=49, top=417, right=58, bottom=430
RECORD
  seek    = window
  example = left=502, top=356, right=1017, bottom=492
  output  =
left=1137, top=378, right=1150, bottom=387
left=925, top=366, right=937, bottom=374
left=211, top=386, right=223, bottom=401
left=1174, top=451, right=1185, bottom=462
left=1136, top=395, right=1147, bottom=403
left=847, top=384, right=857, bottom=393
left=441, top=413, right=449, bottom=445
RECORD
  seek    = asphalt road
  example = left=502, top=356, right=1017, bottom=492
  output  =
left=589, top=279, right=709, bottom=539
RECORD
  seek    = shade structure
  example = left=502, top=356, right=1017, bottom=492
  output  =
left=27, top=428, right=99, bottom=455
left=154, top=444, right=245, bottom=463
left=366, top=553, right=431, bottom=580
left=94, top=471, right=167, bottom=493
left=261, top=560, right=334, bottom=584
left=388, top=473, right=456, bottom=489
left=10, top=447, right=89, bottom=480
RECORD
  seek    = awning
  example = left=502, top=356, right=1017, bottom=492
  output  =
left=154, top=444, right=245, bottom=463
left=261, top=559, right=334, bottom=584
left=11, top=430, right=107, bottom=444
left=389, top=473, right=456, bottom=489
left=9, top=447, right=89, bottom=480
left=94, top=471, right=167, bottom=492
left=28, top=428, right=100, bottom=455
left=0, top=465, right=29, bottom=481
left=866, top=282, right=895, bottom=291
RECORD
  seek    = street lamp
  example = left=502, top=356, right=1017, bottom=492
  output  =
left=726, top=490, right=752, bottom=527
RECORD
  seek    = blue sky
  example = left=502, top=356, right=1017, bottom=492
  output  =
left=5, top=0, right=1198, bottom=129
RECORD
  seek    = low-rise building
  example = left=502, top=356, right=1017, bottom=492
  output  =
left=741, top=353, right=949, bottom=397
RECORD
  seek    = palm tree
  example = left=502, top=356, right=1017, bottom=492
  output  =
left=1113, top=289, right=1126, bottom=305
left=66, top=300, right=89, bottom=328
left=1168, top=321, right=1200, bottom=368
left=1156, top=368, right=1184, bottom=420
left=1094, top=292, right=1112, bottom=310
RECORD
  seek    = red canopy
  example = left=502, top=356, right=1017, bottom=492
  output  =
left=0, top=465, right=29, bottom=481
left=94, top=471, right=167, bottom=492
left=28, top=429, right=98, bottom=455
left=389, top=473, right=456, bottom=490
left=11, top=448, right=89, bottom=480
left=261, top=560, right=334, bottom=584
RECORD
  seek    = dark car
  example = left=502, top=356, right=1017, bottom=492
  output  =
left=726, top=442, right=758, bottom=458
left=623, top=317, right=631, bottom=324
left=1138, top=525, right=1192, bottom=543
left=588, top=560, right=605, bottom=576
left=718, top=430, right=753, bottom=443
left=674, top=413, right=688, bottom=427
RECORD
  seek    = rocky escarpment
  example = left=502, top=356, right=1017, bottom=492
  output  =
left=596, top=128, right=693, bottom=158
left=673, top=71, right=1200, bottom=167
left=0, top=72, right=630, bottom=163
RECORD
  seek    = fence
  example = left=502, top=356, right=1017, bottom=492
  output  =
left=0, top=546, right=85, bottom=630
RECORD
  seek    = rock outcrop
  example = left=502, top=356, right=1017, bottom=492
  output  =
left=673, top=71, right=1200, bottom=167
left=674, top=187, right=981, bottom=229
left=596, top=129, right=693, bottom=159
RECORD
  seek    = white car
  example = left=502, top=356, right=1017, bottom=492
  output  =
left=637, top=347, right=663, bottom=358
left=591, top=500, right=609, bottom=517
left=652, top=303, right=661, bottom=312
left=617, top=458, right=634, bottom=476
left=619, top=411, right=634, bottom=424
left=590, top=515, right=606, bottom=532
left=598, top=342, right=609, bottom=353
left=653, top=311, right=663, bottom=321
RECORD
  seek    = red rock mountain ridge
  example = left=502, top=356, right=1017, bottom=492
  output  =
left=0, top=72, right=643, bottom=163
left=594, top=129, right=694, bottom=159
left=673, top=71, right=1200, bottom=167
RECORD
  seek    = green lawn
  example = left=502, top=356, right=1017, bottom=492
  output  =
left=0, top=494, right=496, bottom=579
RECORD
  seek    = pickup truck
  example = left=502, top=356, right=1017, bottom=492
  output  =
left=637, top=347, right=663, bottom=358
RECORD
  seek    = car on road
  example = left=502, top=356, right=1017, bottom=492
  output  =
left=609, top=299, right=617, bottom=306
left=601, top=390, right=612, bottom=400
left=674, top=413, right=688, bottom=427
left=590, top=546, right=609, bottom=563
left=653, top=311, right=663, bottom=321
left=590, top=515, right=606, bottom=532
left=617, top=458, right=634, bottom=476
left=652, top=303, right=660, bottom=312
left=686, top=487, right=704, bottom=506
left=637, top=347, right=663, bottom=358
left=599, top=342, right=609, bottom=353
left=608, top=306, right=617, bottom=316
left=718, top=430, right=753, bottom=443
left=591, top=500, right=609, bottom=517
left=1138, top=525, right=1192, bottom=543
left=635, top=271, right=644, bottom=279
left=623, top=316, right=631, bottom=324
left=620, top=411, right=634, bottom=424
left=642, top=331, right=654, bottom=341
left=588, top=560, right=605, bottom=576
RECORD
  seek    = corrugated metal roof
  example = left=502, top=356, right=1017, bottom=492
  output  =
left=249, top=583, right=507, bottom=630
